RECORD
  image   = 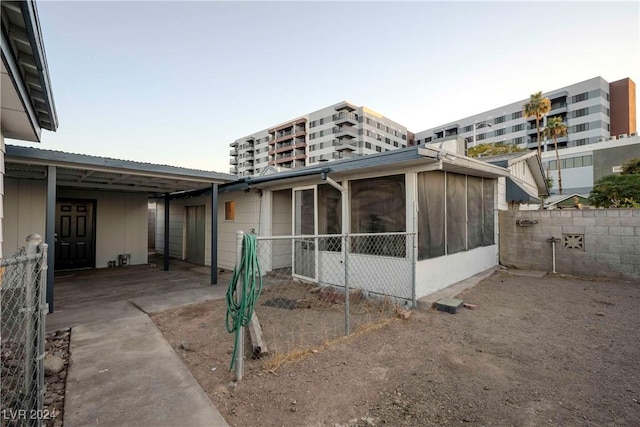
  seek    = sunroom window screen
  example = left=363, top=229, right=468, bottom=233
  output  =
left=467, top=176, right=483, bottom=249
left=482, top=178, right=495, bottom=246
left=418, top=172, right=495, bottom=260
left=350, top=174, right=405, bottom=257
left=350, top=174, right=405, bottom=233
left=318, top=184, right=342, bottom=251
left=446, top=173, right=466, bottom=255
left=417, top=171, right=445, bottom=259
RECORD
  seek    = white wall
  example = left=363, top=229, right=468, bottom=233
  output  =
left=217, top=191, right=261, bottom=270
left=58, top=189, right=148, bottom=268
left=415, top=245, right=498, bottom=297
left=3, top=178, right=46, bottom=256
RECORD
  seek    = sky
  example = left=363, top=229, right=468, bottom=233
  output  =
left=10, top=0, right=640, bottom=174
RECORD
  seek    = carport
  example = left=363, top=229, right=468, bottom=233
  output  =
left=4, top=145, right=234, bottom=311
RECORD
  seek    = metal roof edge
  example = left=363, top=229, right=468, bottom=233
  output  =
left=5, top=145, right=235, bottom=182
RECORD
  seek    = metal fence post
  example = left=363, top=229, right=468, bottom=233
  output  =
left=37, top=243, right=48, bottom=419
left=344, top=234, right=350, bottom=336
left=234, top=230, right=244, bottom=381
left=25, top=234, right=42, bottom=422
left=412, top=233, right=417, bottom=308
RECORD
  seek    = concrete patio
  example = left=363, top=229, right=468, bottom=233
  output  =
left=45, top=256, right=232, bottom=427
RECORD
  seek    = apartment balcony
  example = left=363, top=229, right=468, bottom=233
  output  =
left=549, top=102, right=568, bottom=115
left=275, top=144, right=294, bottom=154
left=335, top=102, right=356, bottom=112
left=230, top=141, right=238, bottom=148
left=230, top=158, right=238, bottom=165
left=333, top=112, right=358, bottom=126
left=275, top=152, right=307, bottom=164
left=229, top=149, right=238, bottom=156
left=335, top=140, right=357, bottom=151
left=333, top=126, right=358, bottom=139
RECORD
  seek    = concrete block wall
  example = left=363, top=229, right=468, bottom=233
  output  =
left=499, top=209, right=640, bottom=280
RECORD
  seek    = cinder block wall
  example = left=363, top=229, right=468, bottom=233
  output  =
left=499, top=209, right=640, bottom=280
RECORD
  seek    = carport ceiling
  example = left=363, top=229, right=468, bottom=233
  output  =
left=5, top=146, right=234, bottom=193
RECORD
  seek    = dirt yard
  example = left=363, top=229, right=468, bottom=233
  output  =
left=152, top=271, right=640, bottom=426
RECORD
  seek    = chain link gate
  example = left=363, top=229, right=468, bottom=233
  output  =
left=250, top=232, right=415, bottom=361
left=1, top=236, right=48, bottom=427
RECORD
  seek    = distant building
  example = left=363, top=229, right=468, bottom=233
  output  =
left=230, top=101, right=414, bottom=176
left=416, top=76, right=636, bottom=152
left=541, top=134, right=640, bottom=195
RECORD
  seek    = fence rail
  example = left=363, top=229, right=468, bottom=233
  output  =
left=249, top=232, right=415, bottom=363
left=1, top=236, right=48, bottom=427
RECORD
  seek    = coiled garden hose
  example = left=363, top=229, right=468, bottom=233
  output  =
left=225, top=234, right=262, bottom=370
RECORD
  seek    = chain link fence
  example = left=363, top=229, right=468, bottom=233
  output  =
left=1, top=237, right=48, bottom=427
left=251, top=232, right=415, bottom=362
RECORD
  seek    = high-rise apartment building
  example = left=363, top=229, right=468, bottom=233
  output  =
left=415, top=76, right=636, bottom=152
left=230, top=102, right=414, bottom=176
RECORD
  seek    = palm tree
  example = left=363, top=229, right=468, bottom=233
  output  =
left=523, top=92, right=551, bottom=157
left=544, top=116, right=568, bottom=195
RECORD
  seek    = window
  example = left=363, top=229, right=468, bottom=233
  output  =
left=573, top=123, right=588, bottom=133
left=393, top=141, right=399, bottom=147
left=365, top=142, right=372, bottom=149
left=512, top=111, right=522, bottom=120
left=417, top=172, right=494, bottom=260
left=319, top=130, right=324, bottom=137
left=573, top=108, right=589, bottom=118
left=495, top=116, right=505, bottom=124
left=350, top=174, right=406, bottom=256
left=513, top=137, right=523, bottom=144
left=385, top=137, right=391, bottom=144
left=320, top=118, right=324, bottom=125
left=224, top=201, right=236, bottom=221
left=464, top=125, right=473, bottom=133
left=496, top=128, right=505, bottom=136
left=572, top=92, right=588, bottom=103
left=318, top=184, right=342, bottom=251
left=310, top=121, right=316, bottom=128
left=376, top=146, right=382, bottom=152
left=575, top=138, right=588, bottom=146
left=512, top=124, right=524, bottom=132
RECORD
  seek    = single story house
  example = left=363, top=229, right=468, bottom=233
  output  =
left=484, top=151, right=549, bottom=210
left=3, top=145, right=233, bottom=310
left=544, top=193, right=591, bottom=210
left=156, top=142, right=547, bottom=301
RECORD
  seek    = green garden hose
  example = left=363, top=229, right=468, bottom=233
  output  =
left=226, top=234, right=262, bottom=370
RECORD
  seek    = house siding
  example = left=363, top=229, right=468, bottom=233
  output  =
left=3, top=178, right=46, bottom=256
left=3, top=183, right=148, bottom=268
left=57, top=189, right=148, bottom=268
left=217, top=191, right=261, bottom=270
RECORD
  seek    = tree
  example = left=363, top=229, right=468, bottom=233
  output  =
left=523, top=92, right=551, bottom=158
left=467, top=142, right=524, bottom=158
left=589, top=174, right=640, bottom=207
left=543, top=116, right=568, bottom=195
left=622, top=157, right=640, bottom=174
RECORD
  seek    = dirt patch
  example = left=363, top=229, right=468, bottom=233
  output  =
left=152, top=272, right=640, bottom=426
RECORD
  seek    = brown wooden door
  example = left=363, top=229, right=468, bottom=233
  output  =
left=55, top=200, right=96, bottom=270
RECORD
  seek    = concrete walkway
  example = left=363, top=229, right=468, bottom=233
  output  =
left=50, top=275, right=230, bottom=427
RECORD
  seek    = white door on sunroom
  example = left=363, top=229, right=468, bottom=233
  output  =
left=292, top=187, right=316, bottom=281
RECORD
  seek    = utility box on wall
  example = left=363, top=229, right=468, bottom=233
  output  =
left=118, top=254, right=131, bottom=266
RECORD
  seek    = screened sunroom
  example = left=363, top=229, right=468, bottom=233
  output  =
left=218, top=144, right=509, bottom=304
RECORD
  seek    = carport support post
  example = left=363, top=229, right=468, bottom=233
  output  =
left=45, top=165, right=56, bottom=312
left=210, top=183, right=218, bottom=285
left=235, top=230, right=244, bottom=380
left=163, top=193, right=170, bottom=271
